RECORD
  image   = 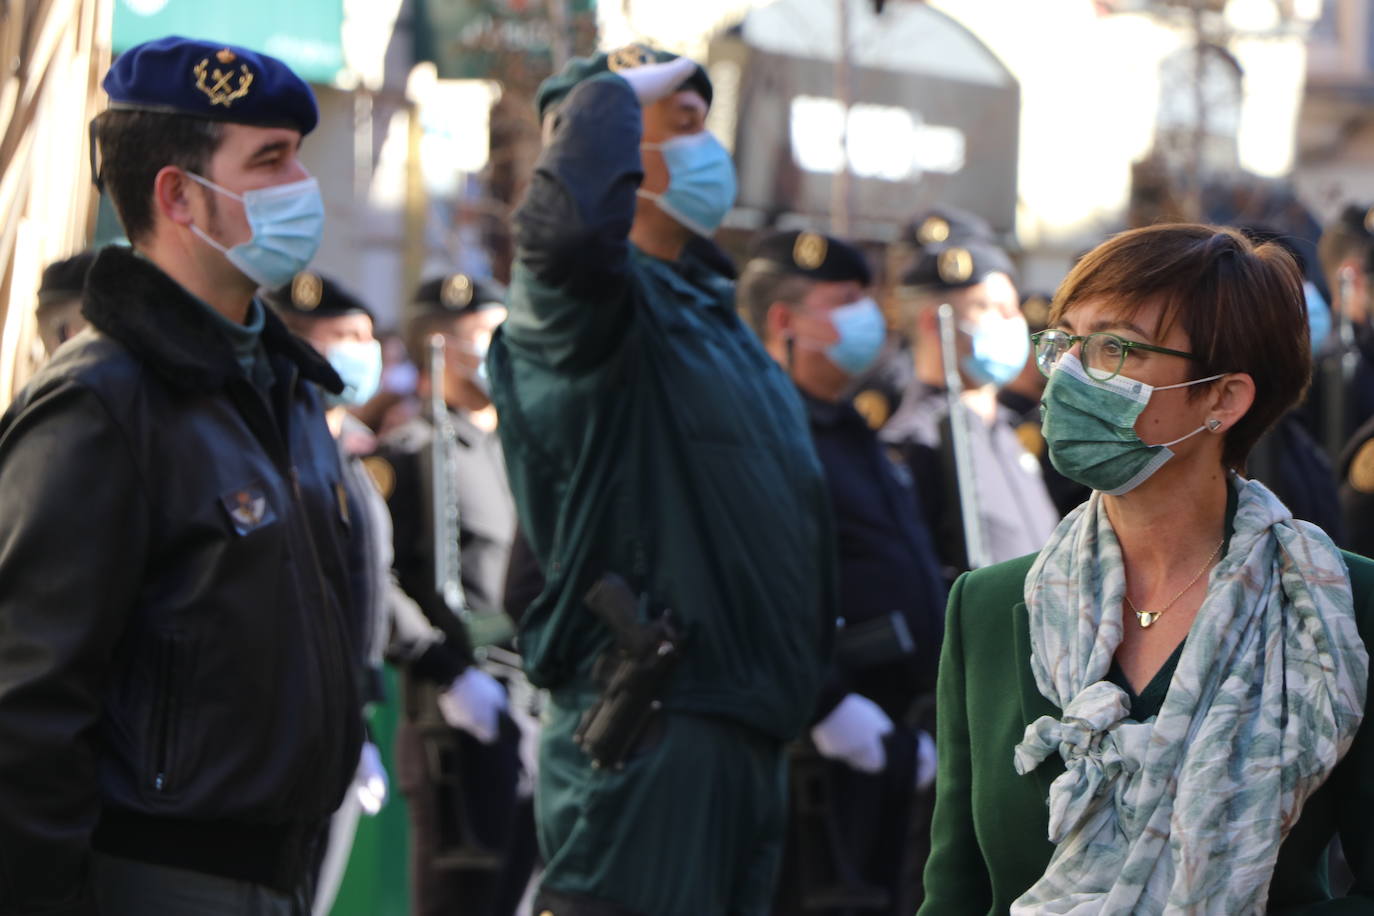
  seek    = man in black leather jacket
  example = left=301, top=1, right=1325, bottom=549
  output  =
left=0, top=37, right=362, bottom=915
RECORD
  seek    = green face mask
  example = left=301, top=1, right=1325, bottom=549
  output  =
left=1041, top=353, right=1225, bottom=495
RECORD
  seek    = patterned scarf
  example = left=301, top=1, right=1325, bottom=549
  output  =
left=1012, top=475, right=1367, bottom=914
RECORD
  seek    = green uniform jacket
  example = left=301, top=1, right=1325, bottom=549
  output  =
left=487, top=72, right=835, bottom=741
left=921, top=550, right=1374, bottom=914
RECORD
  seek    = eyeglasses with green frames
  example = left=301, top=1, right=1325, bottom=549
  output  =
left=1031, top=329, right=1200, bottom=382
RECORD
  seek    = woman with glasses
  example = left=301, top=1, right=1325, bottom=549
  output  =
left=919, top=224, right=1374, bottom=914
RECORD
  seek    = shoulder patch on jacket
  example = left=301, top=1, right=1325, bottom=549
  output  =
left=363, top=456, right=395, bottom=500
left=220, top=484, right=276, bottom=535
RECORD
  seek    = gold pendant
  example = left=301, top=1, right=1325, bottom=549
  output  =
left=1137, top=610, right=1159, bottom=628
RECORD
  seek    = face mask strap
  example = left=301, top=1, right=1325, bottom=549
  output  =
left=1153, top=372, right=1227, bottom=391
left=184, top=171, right=244, bottom=203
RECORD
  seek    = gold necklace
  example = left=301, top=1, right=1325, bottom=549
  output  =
left=1124, top=539, right=1224, bottom=628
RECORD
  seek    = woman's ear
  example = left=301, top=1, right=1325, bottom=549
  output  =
left=1208, top=372, right=1256, bottom=434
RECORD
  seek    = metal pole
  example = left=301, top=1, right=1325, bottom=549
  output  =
left=831, top=0, right=853, bottom=236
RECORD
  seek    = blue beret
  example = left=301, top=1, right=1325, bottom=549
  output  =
left=103, top=36, right=318, bottom=135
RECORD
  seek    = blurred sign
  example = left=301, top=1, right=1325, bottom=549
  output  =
left=413, top=0, right=594, bottom=81
left=113, top=0, right=345, bottom=84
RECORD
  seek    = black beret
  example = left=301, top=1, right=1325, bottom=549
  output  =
left=37, top=251, right=97, bottom=310
left=745, top=230, right=871, bottom=286
left=899, top=238, right=1016, bottom=290
left=409, top=273, right=507, bottom=322
left=265, top=271, right=373, bottom=322
left=1336, top=203, right=1374, bottom=239
left=535, top=43, right=713, bottom=119
left=103, top=36, right=318, bottom=135
left=903, top=206, right=997, bottom=248
left=1019, top=291, right=1054, bottom=333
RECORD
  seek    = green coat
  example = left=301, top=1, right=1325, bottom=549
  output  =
left=487, top=73, right=834, bottom=742
left=921, top=550, right=1374, bottom=914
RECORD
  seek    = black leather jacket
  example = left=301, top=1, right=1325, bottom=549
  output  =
left=0, top=247, right=363, bottom=913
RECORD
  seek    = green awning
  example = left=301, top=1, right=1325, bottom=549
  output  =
left=112, top=0, right=345, bottom=84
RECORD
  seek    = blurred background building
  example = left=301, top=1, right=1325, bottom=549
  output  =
left=0, top=0, right=1360, bottom=395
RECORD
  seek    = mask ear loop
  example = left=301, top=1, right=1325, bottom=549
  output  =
left=88, top=118, right=103, bottom=192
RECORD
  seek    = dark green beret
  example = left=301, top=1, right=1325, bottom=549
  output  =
left=746, top=230, right=871, bottom=286
left=265, top=271, right=373, bottom=322
left=535, top=43, right=713, bottom=119
left=103, top=35, right=317, bottom=134
left=37, top=251, right=96, bottom=310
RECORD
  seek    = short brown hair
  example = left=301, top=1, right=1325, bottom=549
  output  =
left=1050, top=223, right=1309, bottom=472
left=94, top=109, right=225, bottom=244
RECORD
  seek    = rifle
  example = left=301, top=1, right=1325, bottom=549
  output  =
left=416, top=333, right=504, bottom=870
left=937, top=304, right=990, bottom=569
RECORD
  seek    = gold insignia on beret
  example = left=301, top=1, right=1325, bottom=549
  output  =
left=916, top=216, right=950, bottom=246
left=853, top=389, right=891, bottom=430
left=216, top=48, right=237, bottom=64
left=1023, top=294, right=1051, bottom=329
left=1350, top=439, right=1374, bottom=494
left=292, top=272, right=323, bottom=310
left=793, top=232, right=827, bottom=271
left=440, top=274, right=473, bottom=310
left=608, top=43, right=655, bottom=72
left=363, top=456, right=396, bottom=501
left=1016, top=420, right=1045, bottom=459
left=937, top=247, right=974, bottom=285
left=193, top=57, right=254, bottom=108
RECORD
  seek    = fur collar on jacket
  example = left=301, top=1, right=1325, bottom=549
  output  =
left=81, top=245, right=342, bottom=395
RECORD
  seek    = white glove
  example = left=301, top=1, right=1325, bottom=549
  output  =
left=354, top=741, right=389, bottom=816
left=437, top=667, right=508, bottom=745
left=915, top=729, right=937, bottom=792
left=617, top=56, right=700, bottom=107
left=810, top=693, right=894, bottom=774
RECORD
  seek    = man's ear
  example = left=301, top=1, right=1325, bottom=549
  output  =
left=153, top=166, right=196, bottom=228
left=765, top=302, right=794, bottom=344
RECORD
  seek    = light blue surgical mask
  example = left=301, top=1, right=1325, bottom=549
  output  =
left=638, top=132, right=738, bottom=237
left=1041, top=352, right=1226, bottom=495
left=961, top=315, right=1030, bottom=387
left=187, top=173, right=325, bottom=288
left=826, top=297, right=885, bottom=375
left=1305, top=280, right=1331, bottom=356
left=325, top=339, right=383, bottom=407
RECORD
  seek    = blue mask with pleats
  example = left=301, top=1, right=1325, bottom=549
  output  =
left=638, top=132, right=738, bottom=237
left=826, top=297, right=886, bottom=375
left=187, top=172, right=325, bottom=288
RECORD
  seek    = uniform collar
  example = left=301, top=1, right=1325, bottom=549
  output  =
left=82, top=245, right=342, bottom=396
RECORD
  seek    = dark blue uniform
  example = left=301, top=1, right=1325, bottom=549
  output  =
left=774, top=395, right=947, bottom=916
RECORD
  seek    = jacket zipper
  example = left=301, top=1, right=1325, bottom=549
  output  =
left=229, top=375, right=357, bottom=811
left=152, top=635, right=180, bottom=792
